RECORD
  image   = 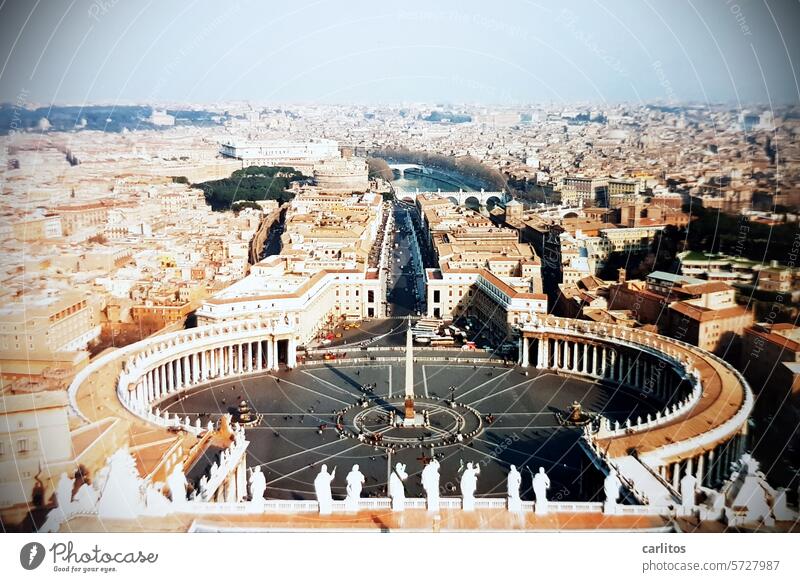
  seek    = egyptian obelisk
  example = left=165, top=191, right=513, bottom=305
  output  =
left=404, top=316, right=415, bottom=422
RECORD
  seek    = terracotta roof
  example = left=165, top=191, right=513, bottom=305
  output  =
left=744, top=326, right=800, bottom=353
left=668, top=301, right=750, bottom=322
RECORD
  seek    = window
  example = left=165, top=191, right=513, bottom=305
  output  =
left=17, top=438, right=29, bottom=453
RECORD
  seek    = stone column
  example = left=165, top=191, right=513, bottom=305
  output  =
left=672, top=463, right=680, bottom=490
left=144, top=368, right=158, bottom=402
left=288, top=338, right=297, bottom=368
left=540, top=337, right=549, bottom=369
left=237, top=343, right=244, bottom=373
left=140, top=372, right=147, bottom=404
left=256, top=341, right=263, bottom=371
left=582, top=343, right=589, bottom=374
left=265, top=338, right=273, bottom=371
left=521, top=337, right=529, bottom=367
left=155, top=364, right=166, bottom=402
left=554, top=340, right=561, bottom=369
left=600, top=346, right=607, bottom=377
left=178, top=356, right=185, bottom=388
left=696, top=452, right=705, bottom=486
left=572, top=342, right=579, bottom=373
left=147, top=371, right=154, bottom=402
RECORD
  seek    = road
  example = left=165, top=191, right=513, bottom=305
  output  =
left=385, top=202, right=424, bottom=318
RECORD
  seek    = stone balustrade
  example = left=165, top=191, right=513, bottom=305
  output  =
left=595, top=371, right=703, bottom=439
left=196, top=428, right=249, bottom=502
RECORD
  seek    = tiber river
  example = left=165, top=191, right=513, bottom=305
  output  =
left=391, top=166, right=476, bottom=193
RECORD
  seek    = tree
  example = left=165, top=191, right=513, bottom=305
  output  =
left=193, top=165, right=307, bottom=211
left=366, top=157, right=394, bottom=181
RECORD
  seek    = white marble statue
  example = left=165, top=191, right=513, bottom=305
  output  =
left=421, top=459, right=441, bottom=512
left=96, top=448, right=146, bottom=519
left=54, top=472, right=75, bottom=516
left=460, top=461, right=481, bottom=511
left=166, top=462, right=188, bottom=506
left=345, top=464, right=365, bottom=512
left=721, top=453, right=773, bottom=526
left=249, top=466, right=267, bottom=503
left=41, top=473, right=76, bottom=533
left=507, top=465, right=522, bottom=512
left=388, top=462, right=408, bottom=512
left=143, top=482, right=171, bottom=516
left=197, top=475, right=210, bottom=501
left=73, top=483, right=99, bottom=514
left=680, top=471, right=698, bottom=510
left=314, top=464, right=336, bottom=515
left=532, top=466, right=551, bottom=515
left=603, top=472, right=622, bottom=514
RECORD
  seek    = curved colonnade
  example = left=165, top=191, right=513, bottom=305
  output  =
left=68, top=319, right=299, bottom=437
left=518, top=316, right=753, bottom=492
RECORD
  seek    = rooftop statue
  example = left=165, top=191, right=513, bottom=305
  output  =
left=532, top=467, right=551, bottom=515
left=389, top=462, right=408, bottom=512
left=507, top=465, right=522, bottom=512
left=421, top=459, right=441, bottom=512
left=314, top=464, right=336, bottom=515
left=345, top=464, right=365, bottom=512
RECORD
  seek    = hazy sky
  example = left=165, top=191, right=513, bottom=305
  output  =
left=1, top=0, right=799, bottom=106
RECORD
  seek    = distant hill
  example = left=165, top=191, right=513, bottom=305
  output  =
left=0, top=104, right=226, bottom=135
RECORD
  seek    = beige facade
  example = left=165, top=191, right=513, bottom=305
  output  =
left=0, top=391, right=73, bottom=508
left=196, top=191, right=389, bottom=343
left=0, top=290, right=100, bottom=356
